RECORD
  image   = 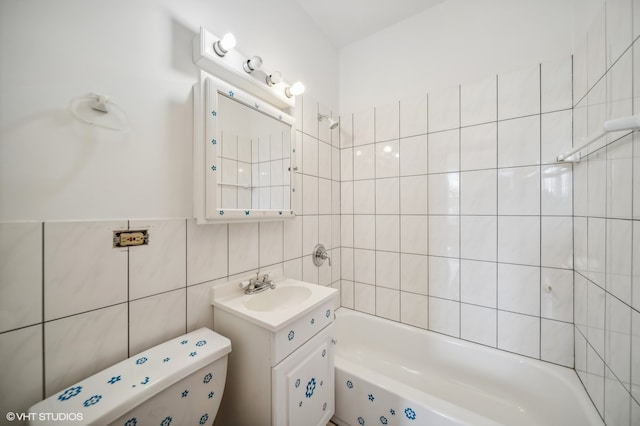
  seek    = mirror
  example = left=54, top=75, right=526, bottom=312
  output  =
left=193, top=72, right=296, bottom=223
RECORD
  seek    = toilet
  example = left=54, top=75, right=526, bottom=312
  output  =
left=29, top=328, right=231, bottom=425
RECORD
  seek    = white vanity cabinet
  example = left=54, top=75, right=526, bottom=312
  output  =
left=213, top=299, right=336, bottom=426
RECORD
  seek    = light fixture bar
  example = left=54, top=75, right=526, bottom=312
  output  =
left=193, top=27, right=301, bottom=109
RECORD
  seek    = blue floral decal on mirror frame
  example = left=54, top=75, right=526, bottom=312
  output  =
left=57, top=386, right=82, bottom=401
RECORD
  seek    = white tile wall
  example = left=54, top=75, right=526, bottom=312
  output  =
left=572, top=3, right=639, bottom=419
left=341, top=52, right=576, bottom=373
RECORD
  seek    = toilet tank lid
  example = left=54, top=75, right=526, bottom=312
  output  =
left=29, top=327, right=231, bottom=425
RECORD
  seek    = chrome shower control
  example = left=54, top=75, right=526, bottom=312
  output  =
left=313, top=243, right=331, bottom=266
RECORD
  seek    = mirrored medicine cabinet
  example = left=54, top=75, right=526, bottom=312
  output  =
left=193, top=71, right=297, bottom=224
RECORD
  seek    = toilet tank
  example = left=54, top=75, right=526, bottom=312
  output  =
left=29, top=328, right=231, bottom=426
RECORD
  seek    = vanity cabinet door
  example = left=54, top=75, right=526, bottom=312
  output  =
left=272, top=324, right=335, bottom=426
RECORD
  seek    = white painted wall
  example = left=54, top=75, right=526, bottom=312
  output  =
left=339, top=0, right=577, bottom=113
left=0, top=0, right=338, bottom=221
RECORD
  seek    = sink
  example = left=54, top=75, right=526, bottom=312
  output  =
left=245, top=286, right=312, bottom=312
left=210, top=273, right=338, bottom=331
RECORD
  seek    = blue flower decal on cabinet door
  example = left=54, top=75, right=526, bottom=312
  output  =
left=305, top=378, right=316, bottom=398
left=124, top=418, right=137, bottom=426
left=380, top=416, right=388, bottom=425
left=58, top=386, right=82, bottom=401
left=135, top=357, right=147, bottom=365
left=368, top=394, right=375, bottom=401
left=288, top=330, right=295, bottom=341
left=203, top=373, right=213, bottom=384
left=196, top=340, right=207, bottom=347
left=295, top=379, right=301, bottom=388
left=107, top=376, right=121, bottom=385
left=208, top=391, right=215, bottom=399
left=163, top=357, right=170, bottom=363
left=346, top=380, right=353, bottom=389
left=160, top=416, right=172, bottom=426
left=358, top=417, right=365, bottom=425
left=199, top=414, right=209, bottom=425
left=181, top=390, right=189, bottom=398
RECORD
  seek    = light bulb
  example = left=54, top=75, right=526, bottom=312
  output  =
left=213, top=33, right=236, bottom=56
left=243, top=56, right=263, bottom=73
left=219, top=33, right=236, bottom=51
left=266, top=71, right=282, bottom=86
left=285, top=81, right=305, bottom=98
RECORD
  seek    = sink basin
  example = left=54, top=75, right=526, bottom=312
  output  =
left=245, top=286, right=312, bottom=312
left=210, top=274, right=338, bottom=331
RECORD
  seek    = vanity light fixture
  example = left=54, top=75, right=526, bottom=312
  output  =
left=285, top=81, right=305, bottom=98
left=243, top=56, right=263, bottom=73
left=213, top=33, right=236, bottom=57
left=266, top=71, right=282, bottom=86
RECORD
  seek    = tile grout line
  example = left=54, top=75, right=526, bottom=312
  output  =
left=41, top=221, right=45, bottom=400
left=538, top=62, right=543, bottom=361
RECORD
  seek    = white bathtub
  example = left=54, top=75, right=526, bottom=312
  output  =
left=332, top=308, right=602, bottom=426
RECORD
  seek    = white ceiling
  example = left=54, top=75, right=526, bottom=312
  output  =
left=294, top=0, right=447, bottom=48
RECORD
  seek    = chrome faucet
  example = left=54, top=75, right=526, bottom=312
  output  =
left=240, top=273, right=276, bottom=295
